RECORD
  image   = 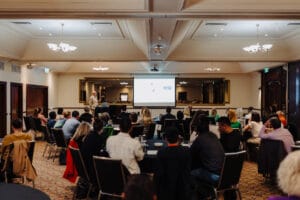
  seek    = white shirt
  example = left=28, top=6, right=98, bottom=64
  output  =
left=106, top=132, right=144, bottom=174
left=248, top=121, right=263, bottom=138
left=89, top=95, right=98, bottom=109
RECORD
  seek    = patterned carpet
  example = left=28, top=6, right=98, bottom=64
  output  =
left=30, top=141, right=282, bottom=200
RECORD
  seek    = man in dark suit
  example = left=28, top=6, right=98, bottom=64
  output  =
left=154, top=127, right=191, bottom=200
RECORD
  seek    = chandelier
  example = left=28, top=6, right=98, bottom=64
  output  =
left=47, top=23, right=77, bottom=52
left=243, top=24, right=272, bottom=53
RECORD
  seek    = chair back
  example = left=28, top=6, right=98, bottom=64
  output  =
left=69, top=146, right=90, bottom=181
left=23, top=116, right=31, bottom=131
left=218, top=150, right=246, bottom=190
left=258, top=139, right=287, bottom=177
left=164, top=119, right=178, bottom=130
left=27, top=141, right=35, bottom=163
left=51, top=128, right=67, bottom=148
left=93, top=156, right=127, bottom=196
left=145, top=123, right=156, bottom=140
left=130, top=125, right=144, bottom=138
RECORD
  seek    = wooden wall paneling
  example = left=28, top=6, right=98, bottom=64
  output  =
left=10, top=82, right=23, bottom=121
left=26, top=84, right=48, bottom=117
left=0, top=81, right=7, bottom=137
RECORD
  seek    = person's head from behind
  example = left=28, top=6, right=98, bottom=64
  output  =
left=120, top=117, right=132, bottom=133
left=123, top=174, right=156, bottom=200
left=72, top=110, right=80, bottom=119
left=166, top=107, right=172, bottom=114
left=12, top=118, right=22, bottom=132
left=211, top=108, right=217, bottom=116
left=100, top=112, right=110, bottom=124
left=73, top=122, right=91, bottom=141
left=63, top=111, right=71, bottom=119
left=93, top=118, right=104, bottom=133
left=277, top=150, right=300, bottom=197
left=196, top=115, right=209, bottom=134
left=251, top=112, right=260, bottom=123
left=164, top=127, right=179, bottom=144
left=227, top=109, right=238, bottom=123
left=217, top=116, right=231, bottom=133
left=130, top=112, right=138, bottom=123
left=143, top=108, right=151, bottom=118
left=176, top=111, right=184, bottom=120
left=84, top=107, right=90, bottom=113
left=276, top=110, right=285, bottom=117
left=248, top=106, right=254, bottom=113
left=49, top=111, right=57, bottom=120
left=269, top=117, right=281, bottom=129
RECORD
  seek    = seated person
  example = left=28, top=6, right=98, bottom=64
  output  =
left=79, top=107, right=93, bottom=124
left=218, top=116, right=241, bottom=153
left=268, top=151, right=300, bottom=200
left=242, top=112, right=263, bottom=142
left=47, top=111, right=57, bottom=130
left=106, top=117, right=144, bottom=174
left=259, top=117, right=294, bottom=153
left=154, top=127, right=191, bottom=200
left=54, top=111, right=71, bottom=128
left=62, top=110, right=80, bottom=142
left=227, top=109, right=241, bottom=129
left=160, top=107, right=176, bottom=126
left=130, top=112, right=139, bottom=126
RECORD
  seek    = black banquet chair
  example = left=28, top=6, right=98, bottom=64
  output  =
left=51, top=128, right=67, bottom=162
left=93, top=156, right=128, bottom=200
left=212, top=150, right=246, bottom=199
left=69, top=146, right=93, bottom=199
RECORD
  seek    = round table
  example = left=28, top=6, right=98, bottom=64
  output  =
left=0, top=183, right=50, bottom=200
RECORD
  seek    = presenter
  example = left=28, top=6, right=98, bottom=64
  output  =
left=89, top=90, right=98, bottom=114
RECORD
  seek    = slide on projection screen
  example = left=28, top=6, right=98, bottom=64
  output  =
left=134, top=76, right=175, bottom=107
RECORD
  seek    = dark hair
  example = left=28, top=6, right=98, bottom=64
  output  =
left=130, top=112, right=138, bottom=123
left=93, top=118, right=104, bottom=132
left=196, top=115, right=209, bottom=133
left=57, top=107, right=64, bottom=115
left=164, top=127, right=179, bottom=144
left=217, top=116, right=231, bottom=126
left=251, top=112, right=260, bottom=122
left=269, top=117, right=281, bottom=129
left=12, top=118, right=22, bottom=129
left=176, top=111, right=184, bottom=120
left=49, top=111, right=57, bottom=120
left=72, top=110, right=80, bottom=118
left=248, top=106, right=254, bottom=112
left=120, top=117, right=132, bottom=132
left=124, top=174, right=155, bottom=200
left=166, top=107, right=172, bottom=114
left=84, top=107, right=90, bottom=113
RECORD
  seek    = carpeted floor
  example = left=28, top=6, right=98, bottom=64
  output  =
left=30, top=141, right=282, bottom=200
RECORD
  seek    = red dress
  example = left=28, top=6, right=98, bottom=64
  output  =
left=62, top=139, right=78, bottom=183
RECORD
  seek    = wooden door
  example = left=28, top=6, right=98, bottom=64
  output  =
left=11, top=82, right=23, bottom=121
left=0, top=81, right=7, bottom=137
left=26, top=84, right=48, bottom=117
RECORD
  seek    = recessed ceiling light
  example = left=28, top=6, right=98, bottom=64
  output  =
left=39, top=27, right=43, bottom=30
left=120, top=82, right=128, bottom=85
left=93, top=66, right=109, bottom=71
left=264, top=33, right=268, bottom=37
left=49, top=33, right=52, bottom=36
left=214, top=33, right=218, bottom=37
left=179, top=81, right=187, bottom=85
left=98, top=33, right=102, bottom=37
left=204, top=67, right=220, bottom=72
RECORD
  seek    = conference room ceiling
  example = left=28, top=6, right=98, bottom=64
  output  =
left=0, top=0, right=300, bottom=74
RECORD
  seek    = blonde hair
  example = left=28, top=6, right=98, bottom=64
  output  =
left=142, top=107, right=153, bottom=125
left=277, top=150, right=300, bottom=196
left=227, top=109, right=238, bottom=123
left=72, top=122, right=91, bottom=141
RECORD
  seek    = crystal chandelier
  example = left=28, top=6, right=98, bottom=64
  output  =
left=243, top=24, right=272, bottom=53
left=47, top=23, right=77, bottom=52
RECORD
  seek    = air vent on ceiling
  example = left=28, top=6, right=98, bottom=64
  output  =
left=205, top=22, right=227, bottom=26
left=287, top=23, right=300, bottom=26
left=11, top=21, right=31, bottom=25
left=90, top=22, right=112, bottom=25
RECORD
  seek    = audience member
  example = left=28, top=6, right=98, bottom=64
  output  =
left=100, top=97, right=109, bottom=108
left=119, top=105, right=130, bottom=119
left=0, top=119, right=32, bottom=153
left=259, top=117, right=294, bottom=153
left=245, top=106, right=254, bottom=121
left=62, top=110, right=80, bottom=142
left=106, top=117, right=144, bottom=174
left=268, top=151, right=300, bottom=200
left=190, top=115, right=224, bottom=198
left=99, top=112, right=112, bottom=126
left=218, top=116, right=241, bottom=153
left=189, top=110, right=209, bottom=138
left=138, top=107, right=153, bottom=136
left=210, top=108, right=220, bottom=123
left=79, top=107, right=93, bottom=124
left=242, top=112, right=263, bottom=142
left=89, top=90, right=98, bottom=113
left=130, top=112, right=139, bottom=125
left=227, top=109, right=241, bottom=129
left=47, top=111, right=57, bottom=130
left=123, top=174, right=156, bottom=200
left=57, top=107, right=64, bottom=119
left=79, top=118, right=106, bottom=198
left=160, top=106, right=176, bottom=125
left=63, top=122, right=91, bottom=183
left=154, top=126, right=191, bottom=200
left=34, top=107, right=48, bottom=127
left=54, top=111, right=71, bottom=128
